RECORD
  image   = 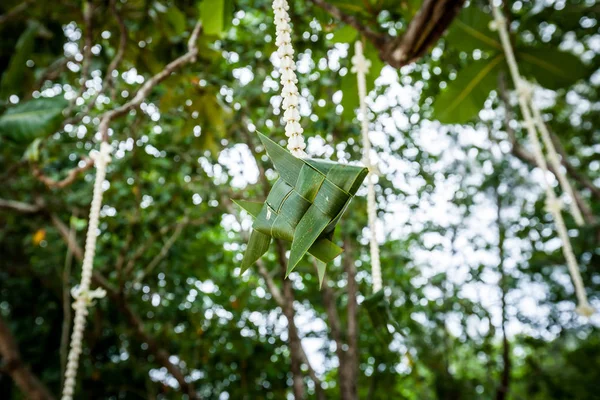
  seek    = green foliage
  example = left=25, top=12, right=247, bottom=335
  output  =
left=0, top=20, right=39, bottom=98
left=445, top=8, right=500, bottom=53
left=432, top=55, right=505, bottom=124
left=0, top=0, right=598, bottom=399
left=0, top=97, right=67, bottom=143
left=517, top=48, right=589, bottom=90
left=199, top=0, right=233, bottom=36
left=432, top=5, right=593, bottom=123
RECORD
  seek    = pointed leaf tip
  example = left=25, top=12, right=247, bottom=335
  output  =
left=232, top=199, right=264, bottom=218
left=256, top=131, right=303, bottom=185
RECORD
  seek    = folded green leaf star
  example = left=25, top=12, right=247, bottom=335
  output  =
left=234, top=132, right=368, bottom=287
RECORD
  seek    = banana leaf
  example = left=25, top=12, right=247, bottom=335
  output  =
left=235, top=132, right=368, bottom=287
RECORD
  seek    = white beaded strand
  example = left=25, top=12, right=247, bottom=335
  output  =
left=529, top=95, right=585, bottom=226
left=61, top=141, right=112, bottom=400
left=352, top=41, right=382, bottom=293
left=272, top=0, right=307, bottom=158
left=491, top=5, right=593, bottom=317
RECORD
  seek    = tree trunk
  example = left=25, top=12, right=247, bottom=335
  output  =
left=276, top=240, right=306, bottom=399
left=339, top=238, right=359, bottom=400
left=0, top=316, right=55, bottom=400
left=495, top=191, right=511, bottom=400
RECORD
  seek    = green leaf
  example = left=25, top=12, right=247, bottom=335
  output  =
left=288, top=204, right=331, bottom=276
left=331, top=25, right=358, bottom=44
left=309, top=239, right=343, bottom=264
left=257, top=132, right=303, bottom=185
left=23, top=138, right=43, bottom=162
left=199, top=0, right=226, bottom=36
left=241, top=230, right=271, bottom=274
left=340, top=71, right=358, bottom=120
left=0, top=97, right=67, bottom=143
left=314, top=260, right=327, bottom=288
left=165, top=6, right=186, bottom=38
left=517, top=48, right=589, bottom=90
left=431, top=54, right=505, bottom=124
left=445, top=8, right=501, bottom=53
left=1, top=21, right=39, bottom=98
left=232, top=200, right=263, bottom=218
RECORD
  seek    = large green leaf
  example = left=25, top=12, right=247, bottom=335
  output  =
left=0, top=97, right=67, bottom=143
left=517, top=48, right=589, bottom=90
left=164, top=6, right=186, bottom=38
left=445, top=8, right=501, bottom=53
left=199, top=0, right=232, bottom=36
left=0, top=21, right=39, bottom=98
left=331, top=25, right=358, bottom=44
left=431, top=54, right=505, bottom=124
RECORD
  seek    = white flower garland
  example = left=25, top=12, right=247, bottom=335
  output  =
left=351, top=41, right=382, bottom=293
left=491, top=5, right=593, bottom=317
left=62, top=142, right=112, bottom=400
left=272, top=0, right=307, bottom=158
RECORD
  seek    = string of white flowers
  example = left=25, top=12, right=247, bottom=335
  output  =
left=491, top=4, right=593, bottom=317
left=272, top=0, right=307, bottom=158
left=62, top=141, right=112, bottom=400
left=352, top=41, right=382, bottom=293
left=529, top=93, right=585, bottom=226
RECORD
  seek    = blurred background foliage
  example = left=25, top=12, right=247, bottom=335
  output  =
left=0, top=0, right=599, bottom=399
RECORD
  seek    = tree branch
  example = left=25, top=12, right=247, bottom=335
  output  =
left=98, top=284, right=199, bottom=400
left=548, top=130, right=600, bottom=201
left=308, top=0, right=385, bottom=47
left=310, top=0, right=465, bottom=68
left=340, top=237, right=359, bottom=400
left=0, top=0, right=33, bottom=25
left=60, top=214, right=76, bottom=387
left=0, top=315, right=55, bottom=400
left=32, top=157, right=94, bottom=189
left=256, top=259, right=325, bottom=400
left=0, top=198, right=44, bottom=213
left=495, top=188, right=511, bottom=400
left=135, top=216, right=188, bottom=283
left=80, top=0, right=94, bottom=86
left=49, top=213, right=199, bottom=399
left=98, top=20, right=202, bottom=141
left=385, top=0, right=465, bottom=67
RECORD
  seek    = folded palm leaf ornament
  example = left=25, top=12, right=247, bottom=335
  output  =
left=235, top=132, right=368, bottom=286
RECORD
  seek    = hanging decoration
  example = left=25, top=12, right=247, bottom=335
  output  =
left=352, top=40, right=382, bottom=293
left=61, top=142, right=112, bottom=400
left=491, top=4, right=593, bottom=317
left=236, top=0, right=368, bottom=285
left=351, top=40, right=399, bottom=342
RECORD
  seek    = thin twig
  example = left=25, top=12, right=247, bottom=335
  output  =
left=60, top=214, right=76, bottom=387
left=98, top=20, right=202, bottom=142
left=84, top=0, right=128, bottom=110
left=33, top=158, right=94, bottom=189
left=135, top=216, right=189, bottom=283
left=0, top=0, right=33, bottom=25
left=0, top=198, right=44, bottom=213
